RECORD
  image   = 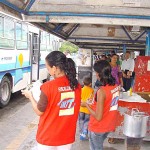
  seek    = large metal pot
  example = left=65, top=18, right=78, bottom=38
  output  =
left=123, top=108, right=149, bottom=138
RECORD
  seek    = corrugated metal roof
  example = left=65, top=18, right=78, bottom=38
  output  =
left=1, top=0, right=149, bottom=52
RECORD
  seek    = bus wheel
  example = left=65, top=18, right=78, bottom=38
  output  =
left=0, top=77, right=12, bottom=108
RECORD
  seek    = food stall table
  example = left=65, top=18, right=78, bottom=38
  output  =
left=108, top=92, right=150, bottom=142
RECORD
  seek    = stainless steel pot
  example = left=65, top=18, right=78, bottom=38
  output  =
left=123, top=108, right=149, bottom=138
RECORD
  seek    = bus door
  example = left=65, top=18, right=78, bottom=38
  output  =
left=29, top=32, right=40, bottom=83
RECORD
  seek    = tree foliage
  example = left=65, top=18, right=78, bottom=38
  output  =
left=59, top=41, right=79, bottom=53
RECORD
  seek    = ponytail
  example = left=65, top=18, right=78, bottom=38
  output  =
left=65, top=58, right=78, bottom=90
left=45, top=51, right=78, bottom=90
left=94, top=60, right=115, bottom=86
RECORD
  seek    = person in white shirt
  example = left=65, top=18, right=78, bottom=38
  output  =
left=121, top=51, right=135, bottom=91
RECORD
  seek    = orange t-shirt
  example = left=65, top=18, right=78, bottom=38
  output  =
left=36, top=76, right=81, bottom=146
left=80, top=86, right=94, bottom=114
left=88, top=85, right=120, bottom=133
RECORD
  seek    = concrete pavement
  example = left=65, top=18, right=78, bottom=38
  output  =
left=0, top=95, right=150, bottom=150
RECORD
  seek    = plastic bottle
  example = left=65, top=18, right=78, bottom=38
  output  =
left=129, top=87, right=132, bottom=96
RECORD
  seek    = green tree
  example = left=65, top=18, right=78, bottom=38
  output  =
left=59, top=41, right=79, bottom=53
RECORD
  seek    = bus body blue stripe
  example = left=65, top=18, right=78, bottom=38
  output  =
left=0, top=62, right=30, bottom=72
left=0, top=64, right=46, bottom=81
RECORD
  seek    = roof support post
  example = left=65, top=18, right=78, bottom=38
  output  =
left=134, top=31, right=146, bottom=42
left=46, top=16, right=49, bottom=23
left=38, top=23, right=66, bottom=39
left=123, top=44, right=126, bottom=54
left=114, top=48, right=118, bottom=53
left=67, top=24, right=80, bottom=38
left=68, top=37, right=145, bottom=43
left=0, top=0, right=25, bottom=13
left=27, top=12, right=150, bottom=20
left=122, top=26, right=133, bottom=41
left=54, top=23, right=67, bottom=32
left=25, top=0, right=35, bottom=11
left=145, top=30, right=150, bottom=56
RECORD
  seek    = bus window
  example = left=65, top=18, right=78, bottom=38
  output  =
left=0, top=16, right=4, bottom=37
left=16, top=23, right=27, bottom=50
left=46, top=34, right=50, bottom=45
left=0, top=17, right=14, bottom=48
left=41, top=31, right=47, bottom=51
left=22, top=24, right=27, bottom=41
left=51, top=35, right=55, bottom=51
left=47, top=34, right=52, bottom=52
left=5, top=18, right=14, bottom=39
left=0, top=38, right=14, bottom=48
left=16, top=41, right=27, bottom=49
left=16, top=22, right=22, bottom=40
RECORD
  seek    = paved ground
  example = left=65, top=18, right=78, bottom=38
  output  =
left=0, top=92, right=150, bottom=150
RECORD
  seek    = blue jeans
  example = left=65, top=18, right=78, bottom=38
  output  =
left=88, top=131, right=109, bottom=150
left=79, top=112, right=90, bottom=134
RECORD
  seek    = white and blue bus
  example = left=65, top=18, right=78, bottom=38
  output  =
left=0, top=12, right=61, bottom=107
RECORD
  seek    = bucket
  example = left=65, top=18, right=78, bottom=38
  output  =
left=123, top=108, right=149, bottom=138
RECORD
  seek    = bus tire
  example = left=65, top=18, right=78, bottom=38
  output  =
left=0, top=77, right=12, bottom=108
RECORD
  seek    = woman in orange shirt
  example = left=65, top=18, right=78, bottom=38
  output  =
left=83, top=60, right=120, bottom=150
left=22, top=51, right=81, bottom=150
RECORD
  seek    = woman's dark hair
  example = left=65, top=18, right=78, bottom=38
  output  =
left=126, top=51, right=130, bottom=54
left=111, top=53, right=117, bottom=58
left=94, top=60, right=115, bottom=86
left=45, top=51, right=78, bottom=90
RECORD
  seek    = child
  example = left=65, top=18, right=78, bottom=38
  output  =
left=79, top=77, right=94, bottom=140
